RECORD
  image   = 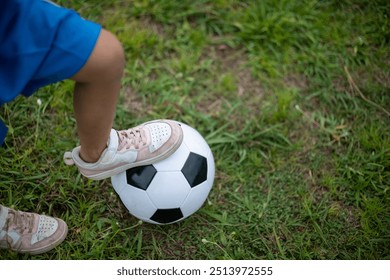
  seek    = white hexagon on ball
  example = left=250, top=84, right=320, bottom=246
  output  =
left=146, top=171, right=191, bottom=209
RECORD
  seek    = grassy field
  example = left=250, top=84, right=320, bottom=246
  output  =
left=1, top=0, right=389, bottom=260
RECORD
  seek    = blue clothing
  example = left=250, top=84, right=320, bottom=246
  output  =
left=0, top=0, right=101, bottom=145
left=0, top=121, right=6, bottom=146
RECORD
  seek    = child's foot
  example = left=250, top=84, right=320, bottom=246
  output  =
left=0, top=206, right=68, bottom=255
left=64, top=119, right=183, bottom=180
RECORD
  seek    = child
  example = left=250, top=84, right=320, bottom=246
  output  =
left=0, top=0, right=183, bottom=255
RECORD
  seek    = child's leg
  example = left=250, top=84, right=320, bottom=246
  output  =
left=71, top=29, right=125, bottom=163
left=66, top=30, right=184, bottom=181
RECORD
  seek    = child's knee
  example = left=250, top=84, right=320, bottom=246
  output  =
left=72, top=29, right=125, bottom=83
left=101, top=30, right=125, bottom=81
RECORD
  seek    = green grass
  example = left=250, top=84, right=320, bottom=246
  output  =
left=1, top=0, right=389, bottom=259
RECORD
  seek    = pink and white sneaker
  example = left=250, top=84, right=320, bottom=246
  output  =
left=64, top=119, right=183, bottom=180
left=0, top=206, right=68, bottom=255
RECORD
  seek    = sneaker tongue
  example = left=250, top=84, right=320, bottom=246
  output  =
left=109, top=129, right=119, bottom=149
left=100, top=129, right=120, bottom=163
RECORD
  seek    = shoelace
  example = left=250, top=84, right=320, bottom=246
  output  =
left=6, top=209, right=34, bottom=235
left=117, top=128, right=147, bottom=151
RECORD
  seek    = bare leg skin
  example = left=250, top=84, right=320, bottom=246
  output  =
left=71, top=29, right=125, bottom=163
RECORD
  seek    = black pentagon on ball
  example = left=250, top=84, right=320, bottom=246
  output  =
left=181, top=152, right=208, bottom=188
left=150, top=208, right=184, bottom=224
left=126, top=165, right=157, bottom=190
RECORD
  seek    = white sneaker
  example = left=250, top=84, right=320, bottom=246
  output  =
left=0, top=206, right=68, bottom=255
left=64, top=119, right=183, bottom=180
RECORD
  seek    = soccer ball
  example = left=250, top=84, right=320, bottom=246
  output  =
left=111, top=122, right=215, bottom=224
